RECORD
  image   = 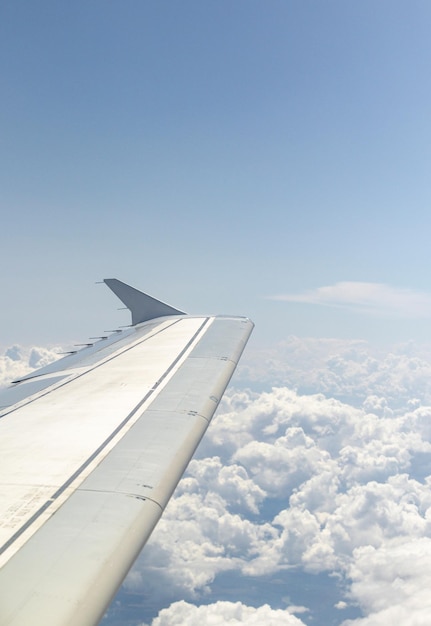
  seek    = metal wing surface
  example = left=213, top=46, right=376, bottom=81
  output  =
left=0, top=280, right=253, bottom=626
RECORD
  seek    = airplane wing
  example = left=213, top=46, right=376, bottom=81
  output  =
left=0, top=280, right=253, bottom=626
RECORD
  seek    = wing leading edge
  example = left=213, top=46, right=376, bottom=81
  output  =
left=0, top=281, right=253, bottom=626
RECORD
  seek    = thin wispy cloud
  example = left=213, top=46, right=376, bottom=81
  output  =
left=270, top=282, right=431, bottom=318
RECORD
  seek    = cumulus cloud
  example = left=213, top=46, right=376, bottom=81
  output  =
left=4, top=341, right=431, bottom=625
left=128, top=378, right=431, bottom=624
left=341, top=539, right=431, bottom=626
left=0, top=345, right=60, bottom=387
left=238, top=336, right=431, bottom=407
left=270, top=282, right=431, bottom=318
left=141, top=600, right=306, bottom=626
left=126, top=479, right=278, bottom=599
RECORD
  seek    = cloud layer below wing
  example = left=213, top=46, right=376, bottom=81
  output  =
left=127, top=337, right=431, bottom=626
left=3, top=340, right=431, bottom=625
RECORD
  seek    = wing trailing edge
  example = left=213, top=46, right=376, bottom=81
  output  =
left=104, top=278, right=186, bottom=325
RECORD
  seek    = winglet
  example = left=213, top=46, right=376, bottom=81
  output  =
left=104, top=279, right=186, bottom=325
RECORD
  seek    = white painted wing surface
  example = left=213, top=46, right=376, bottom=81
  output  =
left=0, top=281, right=253, bottom=626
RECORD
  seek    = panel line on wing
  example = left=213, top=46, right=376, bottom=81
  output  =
left=0, top=317, right=212, bottom=560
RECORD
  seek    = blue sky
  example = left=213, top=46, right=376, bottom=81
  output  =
left=3, top=4, right=431, bottom=625
left=2, top=1, right=431, bottom=346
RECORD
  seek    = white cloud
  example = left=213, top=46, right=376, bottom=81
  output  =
left=0, top=345, right=60, bottom=387
left=131, top=379, right=431, bottom=623
left=127, top=484, right=278, bottom=598
left=4, top=342, right=431, bottom=625
left=142, top=600, right=307, bottom=626
left=232, top=430, right=333, bottom=497
left=270, top=282, right=431, bottom=318
left=179, top=457, right=266, bottom=515
left=341, top=539, right=431, bottom=626
left=238, top=336, right=431, bottom=407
